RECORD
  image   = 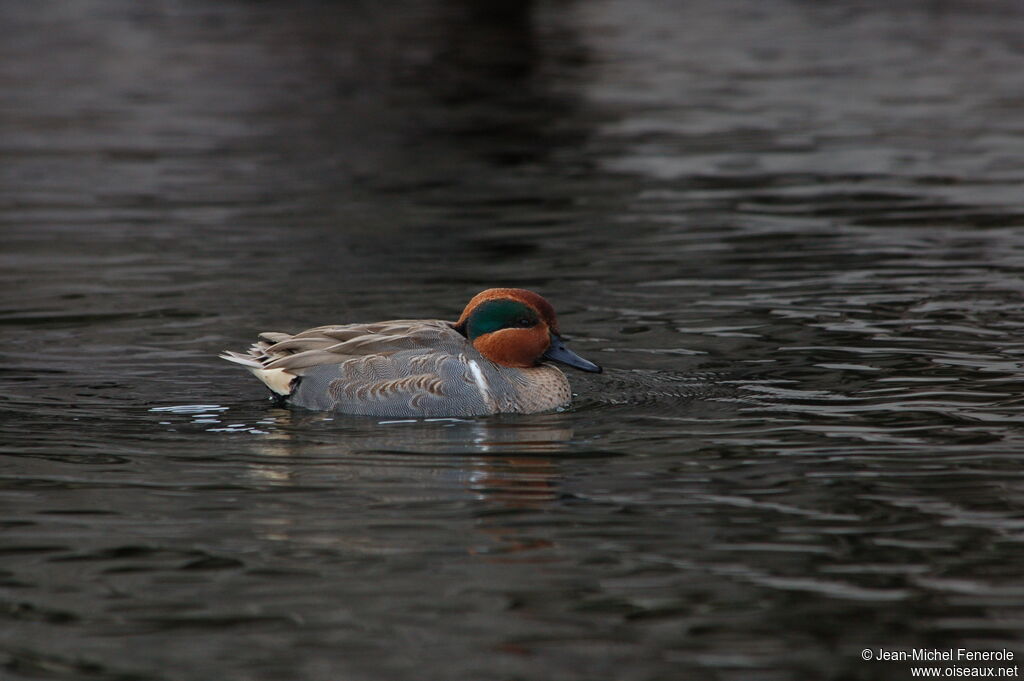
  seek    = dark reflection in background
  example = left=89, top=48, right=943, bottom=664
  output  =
left=5, top=1, right=1024, bottom=680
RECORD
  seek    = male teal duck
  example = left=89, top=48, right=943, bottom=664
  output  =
left=221, top=288, right=602, bottom=417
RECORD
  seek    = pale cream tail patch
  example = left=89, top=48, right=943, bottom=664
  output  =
left=220, top=351, right=295, bottom=395
left=254, top=367, right=296, bottom=396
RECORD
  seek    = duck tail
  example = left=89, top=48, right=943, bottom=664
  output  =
left=219, top=350, right=263, bottom=369
left=220, top=350, right=296, bottom=397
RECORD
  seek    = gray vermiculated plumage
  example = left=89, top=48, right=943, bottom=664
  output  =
left=224, top=319, right=572, bottom=417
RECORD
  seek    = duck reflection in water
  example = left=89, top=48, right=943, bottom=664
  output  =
left=237, top=411, right=576, bottom=558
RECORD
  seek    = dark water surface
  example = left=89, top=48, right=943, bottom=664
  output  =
left=5, top=1, right=1024, bottom=679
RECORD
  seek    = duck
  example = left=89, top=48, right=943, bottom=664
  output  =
left=220, top=288, right=602, bottom=417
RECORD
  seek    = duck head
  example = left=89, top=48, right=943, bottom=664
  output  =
left=453, top=288, right=602, bottom=373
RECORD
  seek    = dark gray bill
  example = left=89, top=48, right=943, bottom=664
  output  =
left=542, top=334, right=602, bottom=373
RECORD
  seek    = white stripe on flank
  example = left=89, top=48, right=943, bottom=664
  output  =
left=467, top=360, right=488, bottom=395
left=467, top=360, right=494, bottom=409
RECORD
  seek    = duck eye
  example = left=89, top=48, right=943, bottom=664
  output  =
left=517, top=318, right=532, bottom=327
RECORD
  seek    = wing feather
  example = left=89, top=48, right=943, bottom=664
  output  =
left=221, top=319, right=477, bottom=413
